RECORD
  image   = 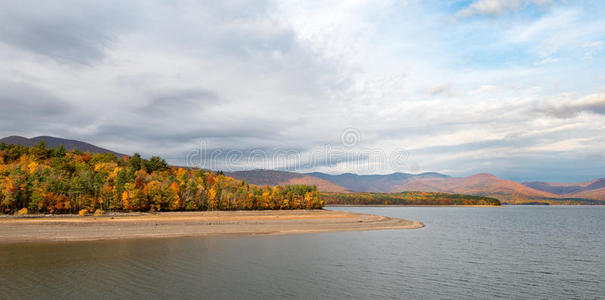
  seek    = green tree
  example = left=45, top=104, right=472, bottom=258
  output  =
left=29, top=141, right=50, bottom=161
left=145, top=156, right=168, bottom=173
left=130, top=153, right=143, bottom=171
left=52, top=144, right=67, bottom=158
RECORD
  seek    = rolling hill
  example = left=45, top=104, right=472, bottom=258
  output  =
left=226, top=170, right=605, bottom=203
left=2, top=136, right=603, bottom=203
left=524, top=178, right=605, bottom=195
left=0, top=136, right=125, bottom=156
left=226, top=170, right=450, bottom=193
left=568, top=187, right=605, bottom=201
left=307, top=172, right=449, bottom=192
left=225, top=169, right=350, bottom=193
left=395, top=173, right=565, bottom=204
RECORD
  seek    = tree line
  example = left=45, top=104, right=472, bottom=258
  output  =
left=0, top=142, right=323, bottom=214
left=322, top=191, right=501, bottom=206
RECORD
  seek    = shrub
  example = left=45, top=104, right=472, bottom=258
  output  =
left=16, top=207, right=28, bottom=216
left=78, top=209, right=88, bottom=216
left=94, top=209, right=104, bottom=216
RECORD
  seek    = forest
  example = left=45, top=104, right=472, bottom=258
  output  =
left=0, top=142, right=323, bottom=214
left=322, top=191, right=501, bottom=206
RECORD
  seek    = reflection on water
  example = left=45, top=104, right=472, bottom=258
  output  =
left=1, top=206, right=604, bottom=299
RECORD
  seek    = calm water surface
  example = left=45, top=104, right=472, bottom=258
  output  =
left=1, top=206, right=604, bottom=299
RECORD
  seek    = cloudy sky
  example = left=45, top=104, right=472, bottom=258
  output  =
left=1, top=0, right=604, bottom=181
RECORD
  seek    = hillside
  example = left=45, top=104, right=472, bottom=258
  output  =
left=0, top=136, right=125, bottom=156
left=2, top=137, right=602, bottom=203
left=396, top=173, right=564, bottom=204
left=569, top=187, right=605, bottom=201
left=225, top=169, right=350, bottom=193
left=227, top=170, right=605, bottom=203
left=226, top=170, right=450, bottom=193
left=524, top=178, right=605, bottom=195
left=307, top=171, right=449, bottom=192
left=322, top=191, right=501, bottom=206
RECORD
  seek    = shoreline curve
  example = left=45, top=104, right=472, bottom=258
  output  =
left=0, top=210, right=423, bottom=244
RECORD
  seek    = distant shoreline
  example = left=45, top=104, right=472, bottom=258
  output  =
left=0, top=210, right=423, bottom=244
left=326, top=204, right=501, bottom=207
left=327, top=204, right=605, bottom=207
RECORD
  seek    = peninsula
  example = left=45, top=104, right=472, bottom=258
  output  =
left=0, top=210, right=423, bottom=244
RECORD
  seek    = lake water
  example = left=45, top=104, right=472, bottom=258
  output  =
left=1, top=206, right=604, bottom=299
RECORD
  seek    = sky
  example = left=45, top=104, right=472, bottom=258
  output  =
left=1, top=0, right=604, bottom=182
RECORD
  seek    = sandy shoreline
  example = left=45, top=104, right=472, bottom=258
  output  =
left=0, top=210, right=423, bottom=244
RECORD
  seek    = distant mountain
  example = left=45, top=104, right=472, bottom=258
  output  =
left=569, top=187, right=605, bottom=201
left=307, top=171, right=449, bottom=192
left=396, top=173, right=563, bottom=203
left=522, top=181, right=584, bottom=195
left=394, top=173, right=605, bottom=204
left=4, top=136, right=600, bottom=203
left=524, top=178, right=605, bottom=195
left=0, top=136, right=125, bottom=156
left=225, top=170, right=605, bottom=203
left=225, top=169, right=450, bottom=193
left=225, top=169, right=350, bottom=193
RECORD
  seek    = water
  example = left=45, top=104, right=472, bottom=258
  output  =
left=1, top=206, right=604, bottom=299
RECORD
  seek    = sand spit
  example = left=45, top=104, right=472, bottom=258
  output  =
left=0, top=210, right=423, bottom=244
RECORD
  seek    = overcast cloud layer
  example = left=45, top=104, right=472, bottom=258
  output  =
left=1, top=0, right=604, bottom=181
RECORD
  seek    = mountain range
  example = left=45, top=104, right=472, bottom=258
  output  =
left=395, top=173, right=564, bottom=203
left=2, top=136, right=603, bottom=203
left=225, top=170, right=349, bottom=193
left=226, top=170, right=605, bottom=204
left=307, top=171, right=449, bottom=192
left=523, top=178, right=605, bottom=201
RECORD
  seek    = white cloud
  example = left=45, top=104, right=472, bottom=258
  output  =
left=583, top=41, right=604, bottom=59
left=505, top=8, right=605, bottom=64
left=457, top=0, right=557, bottom=18
left=538, top=91, right=605, bottom=118
left=427, top=84, right=457, bottom=97
left=536, top=56, right=560, bottom=65
left=1, top=0, right=605, bottom=181
left=470, top=85, right=499, bottom=95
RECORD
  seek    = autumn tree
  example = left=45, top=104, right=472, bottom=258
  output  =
left=0, top=143, right=324, bottom=213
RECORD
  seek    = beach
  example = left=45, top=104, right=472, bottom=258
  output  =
left=0, top=210, right=423, bottom=243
